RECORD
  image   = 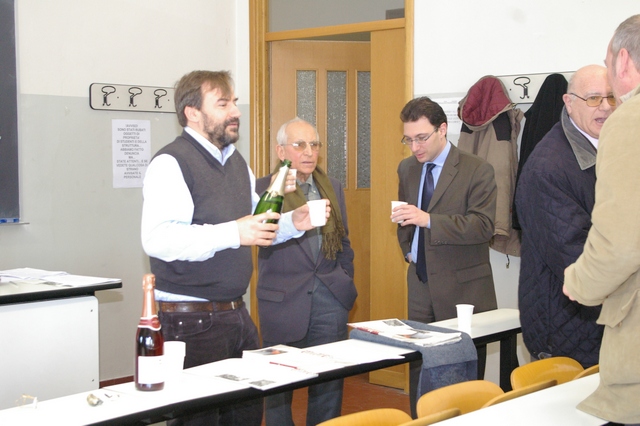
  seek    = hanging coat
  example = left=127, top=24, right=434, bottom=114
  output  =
left=512, top=73, right=568, bottom=229
left=458, top=75, right=523, bottom=256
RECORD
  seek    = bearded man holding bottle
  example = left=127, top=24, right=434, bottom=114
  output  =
left=256, top=117, right=357, bottom=426
left=140, top=71, right=321, bottom=426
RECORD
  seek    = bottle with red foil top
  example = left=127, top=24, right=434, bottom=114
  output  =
left=135, top=273, right=164, bottom=391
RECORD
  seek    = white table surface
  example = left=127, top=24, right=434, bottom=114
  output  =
left=436, top=373, right=606, bottom=426
left=430, top=308, right=521, bottom=339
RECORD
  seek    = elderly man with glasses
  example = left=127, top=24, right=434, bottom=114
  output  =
left=256, top=117, right=357, bottom=426
left=391, top=97, right=498, bottom=418
left=516, top=64, right=615, bottom=370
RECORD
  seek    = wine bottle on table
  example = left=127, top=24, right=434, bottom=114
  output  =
left=253, top=159, right=292, bottom=224
left=135, top=273, right=165, bottom=391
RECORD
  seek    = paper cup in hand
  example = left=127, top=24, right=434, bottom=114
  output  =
left=288, top=169, right=297, bottom=190
left=307, top=199, right=328, bottom=227
left=391, top=201, right=408, bottom=223
left=456, top=304, right=474, bottom=333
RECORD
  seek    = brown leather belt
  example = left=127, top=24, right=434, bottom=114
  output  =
left=158, top=298, right=244, bottom=313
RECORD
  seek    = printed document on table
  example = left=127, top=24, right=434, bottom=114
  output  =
left=44, top=274, right=120, bottom=287
left=184, top=358, right=318, bottom=391
left=243, top=344, right=356, bottom=373
left=0, top=267, right=67, bottom=281
left=348, top=319, right=461, bottom=347
left=0, top=267, right=120, bottom=287
left=243, top=340, right=411, bottom=373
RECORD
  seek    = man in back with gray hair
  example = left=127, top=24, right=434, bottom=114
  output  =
left=563, top=14, right=640, bottom=424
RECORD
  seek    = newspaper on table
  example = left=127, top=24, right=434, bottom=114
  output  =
left=348, top=318, right=461, bottom=347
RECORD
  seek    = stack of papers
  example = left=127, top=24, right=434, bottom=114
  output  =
left=184, top=358, right=317, bottom=391
left=243, top=344, right=357, bottom=374
left=0, top=267, right=120, bottom=287
left=348, top=319, right=461, bottom=347
left=243, top=339, right=411, bottom=374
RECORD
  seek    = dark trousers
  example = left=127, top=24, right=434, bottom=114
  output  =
left=406, top=263, right=487, bottom=418
left=160, top=305, right=263, bottom=426
left=263, top=280, right=348, bottom=426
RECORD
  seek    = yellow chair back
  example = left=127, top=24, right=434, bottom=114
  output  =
left=316, top=408, right=411, bottom=426
left=573, top=364, right=599, bottom=380
left=416, top=380, right=504, bottom=417
left=510, top=356, right=584, bottom=389
left=399, top=408, right=461, bottom=425
left=481, top=379, right=556, bottom=408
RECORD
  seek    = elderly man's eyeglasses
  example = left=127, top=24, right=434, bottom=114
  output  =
left=570, top=93, right=616, bottom=107
left=401, top=128, right=439, bottom=146
left=283, top=141, right=323, bottom=151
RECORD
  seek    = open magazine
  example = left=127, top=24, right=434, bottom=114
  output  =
left=348, top=319, right=461, bottom=347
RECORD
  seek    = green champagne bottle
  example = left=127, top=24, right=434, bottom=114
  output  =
left=254, top=159, right=292, bottom=224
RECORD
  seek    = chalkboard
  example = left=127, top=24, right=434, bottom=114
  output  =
left=0, top=0, right=19, bottom=223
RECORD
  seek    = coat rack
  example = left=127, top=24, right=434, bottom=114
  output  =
left=89, top=83, right=175, bottom=113
left=496, top=72, right=574, bottom=105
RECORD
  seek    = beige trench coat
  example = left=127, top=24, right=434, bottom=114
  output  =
left=564, top=84, right=640, bottom=424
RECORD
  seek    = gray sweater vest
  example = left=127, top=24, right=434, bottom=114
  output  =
left=150, top=131, right=252, bottom=301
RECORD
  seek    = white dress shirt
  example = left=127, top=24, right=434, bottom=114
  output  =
left=141, top=127, right=302, bottom=291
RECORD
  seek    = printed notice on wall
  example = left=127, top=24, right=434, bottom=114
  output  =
left=427, top=94, right=465, bottom=145
left=112, top=119, right=151, bottom=188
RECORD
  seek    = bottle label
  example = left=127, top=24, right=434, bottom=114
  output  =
left=137, top=355, right=165, bottom=384
left=138, top=315, right=161, bottom=331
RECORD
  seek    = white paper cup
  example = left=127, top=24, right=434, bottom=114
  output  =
left=391, top=201, right=408, bottom=223
left=307, top=199, right=328, bottom=227
left=287, top=169, right=297, bottom=190
left=456, top=304, right=474, bottom=333
left=163, top=341, right=186, bottom=382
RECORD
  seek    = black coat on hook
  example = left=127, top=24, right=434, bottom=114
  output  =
left=512, top=73, right=568, bottom=229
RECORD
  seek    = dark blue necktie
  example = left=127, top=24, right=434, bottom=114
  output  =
left=416, top=163, right=436, bottom=283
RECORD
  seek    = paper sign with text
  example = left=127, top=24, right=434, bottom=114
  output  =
left=112, top=119, right=150, bottom=188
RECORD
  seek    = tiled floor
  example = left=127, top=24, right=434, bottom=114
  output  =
left=264, top=373, right=411, bottom=425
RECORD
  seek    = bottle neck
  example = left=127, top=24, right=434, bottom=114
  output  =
left=269, top=162, right=290, bottom=196
left=141, top=286, right=157, bottom=319
left=141, top=274, right=158, bottom=319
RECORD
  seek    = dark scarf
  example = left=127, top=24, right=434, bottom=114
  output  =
left=280, top=166, right=345, bottom=260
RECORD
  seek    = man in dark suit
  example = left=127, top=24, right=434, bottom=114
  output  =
left=256, top=117, right=357, bottom=426
left=391, top=97, right=498, bottom=417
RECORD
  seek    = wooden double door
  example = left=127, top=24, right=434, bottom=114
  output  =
left=270, top=40, right=371, bottom=323
left=260, top=28, right=410, bottom=389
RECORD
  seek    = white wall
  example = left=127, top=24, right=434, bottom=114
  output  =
left=1, top=0, right=249, bottom=382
